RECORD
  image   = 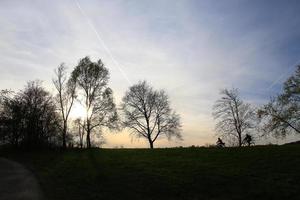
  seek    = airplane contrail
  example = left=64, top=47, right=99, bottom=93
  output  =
left=74, top=0, right=132, bottom=85
left=267, top=59, right=300, bottom=91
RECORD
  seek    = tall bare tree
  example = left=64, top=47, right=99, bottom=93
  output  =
left=213, top=88, right=256, bottom=147
left=258, top=65, right=300, bottom=137
left=53, top=64, right=76, bottom=148
left=71, top=57, right=118, bottom=148
left=121, top=81, right=182, bottom=149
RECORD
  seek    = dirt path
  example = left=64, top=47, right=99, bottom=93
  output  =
left=0, top=158, right=44, bottom=200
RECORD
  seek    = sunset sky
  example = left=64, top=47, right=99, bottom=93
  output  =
left=1, top=0, right=300, bottom=147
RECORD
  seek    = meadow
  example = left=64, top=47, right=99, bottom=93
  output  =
left=1, top=145, right=300, bottom=200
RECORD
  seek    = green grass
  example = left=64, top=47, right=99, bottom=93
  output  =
left=1, top=145, right=300, bottom=200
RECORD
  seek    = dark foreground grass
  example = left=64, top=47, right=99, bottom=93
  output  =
left=1, top=145, right=300, bottom=200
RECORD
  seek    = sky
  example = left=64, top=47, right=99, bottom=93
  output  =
left=1, top=0, right=300, bottom=147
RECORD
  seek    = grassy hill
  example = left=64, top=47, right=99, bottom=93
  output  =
left=1, top=145, right=300, bottom=200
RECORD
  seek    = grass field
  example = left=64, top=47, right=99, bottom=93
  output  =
left=1, top=145, right=300, bottom=200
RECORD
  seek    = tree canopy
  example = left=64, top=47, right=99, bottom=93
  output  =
left=259, top=65, right=300, bottom=138
left=71, top=57, right=118, bottom=148
left=121, top=81, right=182, bottom=149
left=213, top=88, right=256, bottom=147
left=0, top=81, right=60, bottom=148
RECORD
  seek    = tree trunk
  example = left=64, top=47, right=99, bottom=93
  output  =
left=238, top=132, right=242, bottom=147
left=86, top=132, right=91, bottom=148
left=80, top=136, right=83, bottom=148
left=148, top=139, right=154, bottom=149
left=79, top=134, right=83, bottom=148
left=62, top=121, right=67, bottom=149
left=86, top=126, right=91, bottom=148
left=86, top=113, right=91, bottom=148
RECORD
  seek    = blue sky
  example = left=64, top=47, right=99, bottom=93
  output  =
left=1, top=0, right=300, bottom=147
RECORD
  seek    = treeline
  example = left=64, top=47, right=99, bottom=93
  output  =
left=0, top=56, right=181, bottom=149
left=213, top=66, right=300, bottom=147
left=1, top=56, right=299, bottom=149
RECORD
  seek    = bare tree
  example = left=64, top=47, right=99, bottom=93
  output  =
left=71, top=57, right=118, bottom=148
left=53, top=64, right=76, bottom=148
left=258, top=98, right=300, bottom=138
left=258, top=66, right=300, bottom=138
left=121, top=81, right=182, bottom=149
left=213, top=88, right=256, bottom=147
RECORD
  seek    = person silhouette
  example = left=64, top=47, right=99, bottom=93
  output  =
left=243, top=134, right=254, bottom=146
left=216, top=138, right=225, bottom=147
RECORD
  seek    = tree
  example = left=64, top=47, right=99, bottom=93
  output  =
left=121, top=81, right=182, bottom=149
left=258, top=65, right=300, bottom=137
left=53, top=64, right=76, bottom=148
left=213, top=88, right=256, bottom=147
left=0, top=81, right=60, bottom=148
left=0, top=90, right=22, bottom=146
left=0, top=90, right=13, bottom=145
left=258, top=98, right=300, bottom=138
left=71, top=57, right=118, bottom=148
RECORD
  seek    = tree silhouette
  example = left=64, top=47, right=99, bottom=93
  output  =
left=121, top=81, right=182, bottom=149
left=71, top=57, right=118, bottom=148
left=213, top=88, right=256, bottom=147
left=259, top=66, right=300, bottom=137
left=53, top=64, right=76, bottom=149
left=0, top=81, right=60, bottom=148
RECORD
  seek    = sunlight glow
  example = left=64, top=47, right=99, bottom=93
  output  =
left=70, top=103, right=87, bottom=119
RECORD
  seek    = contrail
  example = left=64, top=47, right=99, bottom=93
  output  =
left=267, top=59, right=300, bottom=91
left=74, top=0, right=132, bottom=85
